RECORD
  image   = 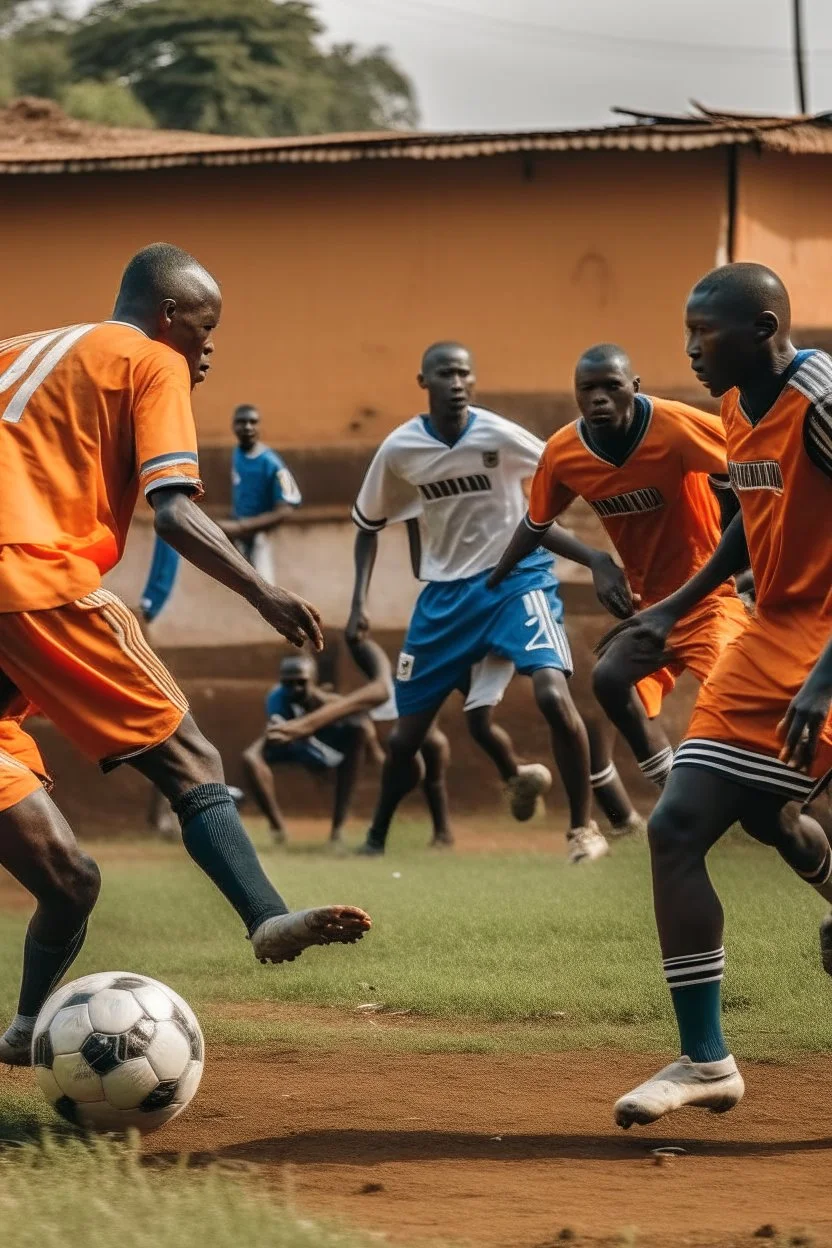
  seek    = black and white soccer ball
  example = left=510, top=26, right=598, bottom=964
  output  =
left=32, top=971, right=204, bottom=1134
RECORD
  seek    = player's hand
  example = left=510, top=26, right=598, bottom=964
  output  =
left=778, top=670, right=832, bottom=771
left=595, top=603, right=675, bottom=662
left=266, top=718, right=308, bottom=744
left=257, top=587, right=324, bottom=651
left=590, top=552, right=639, bottom=620
left=345, top=605, right=369, bottom=644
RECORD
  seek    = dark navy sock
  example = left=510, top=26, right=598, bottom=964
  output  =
left=18, top=921, right=88, bottom=1018
left=664, top=947, right=729, bottom=1063
left=173, top=783, right=289, bottom=935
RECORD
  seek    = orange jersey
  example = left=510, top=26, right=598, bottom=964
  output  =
left=527, top=396, right=731, bottom=607
left=722, top=350, right=832, bottom=615
left=0, top=321, right=203, bottom=612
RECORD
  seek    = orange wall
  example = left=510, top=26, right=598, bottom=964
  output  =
left=736, top=151, right=832, bottom=327
left=0, top=150, right=726, bottom=445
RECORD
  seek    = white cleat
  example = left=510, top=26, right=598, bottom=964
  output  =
left=0, top=1029, right=33, bottom=1067
left=614, top=1055, right=745, bottom=1129
left=251, top=906, right=372, bottom=964
left=506, top=763, right=553, bottom=821
left=567, top=822, right=610, bottom=864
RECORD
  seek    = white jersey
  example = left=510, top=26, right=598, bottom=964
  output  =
left=352, top=407, right=545, bottom=581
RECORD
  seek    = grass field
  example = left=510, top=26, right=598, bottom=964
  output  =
left=1, top=815, right=831, bottom=1246
left=0, top=816, right=827, bottom=1061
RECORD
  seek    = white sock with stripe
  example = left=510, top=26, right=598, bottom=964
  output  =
left=590, top=762, right=618, bottom=790
left=639, top=746, right=674, bottom=789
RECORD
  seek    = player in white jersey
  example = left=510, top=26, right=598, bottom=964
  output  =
left=348, top=341, right=611, bottom=862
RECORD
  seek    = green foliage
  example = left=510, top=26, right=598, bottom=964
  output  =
left=0, top=0, right=418, bottom=135
left=62, top=78, right=155, bottom=128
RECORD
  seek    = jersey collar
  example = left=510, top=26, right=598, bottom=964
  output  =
left=576, top=394, right=653, bottom=467
left=420, top=408, right=477, bottom=447
left=738, top=349, right=814, bottom=425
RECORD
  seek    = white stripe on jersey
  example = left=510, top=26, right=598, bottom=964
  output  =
left=353, top=407, right=546, bottom=581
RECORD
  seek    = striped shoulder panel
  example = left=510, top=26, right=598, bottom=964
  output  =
left=790, top=350, right=832, bottom=404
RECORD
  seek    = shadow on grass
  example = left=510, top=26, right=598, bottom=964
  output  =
left=153, top=1126, right=832, bottom=1168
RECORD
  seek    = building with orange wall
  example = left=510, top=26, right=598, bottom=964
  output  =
left=4, top=99, right=832, bottom=459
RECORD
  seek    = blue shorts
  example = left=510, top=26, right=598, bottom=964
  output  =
left=395, top=557, right=571, bottom=717
left=262, top=722, right=354, bottom=771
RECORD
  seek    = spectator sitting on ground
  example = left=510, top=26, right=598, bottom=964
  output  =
left=242, top=654, right=376, bottom=848
left=218, top=403, right=302, bottom=582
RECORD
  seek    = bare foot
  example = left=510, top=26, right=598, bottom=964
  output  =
left=251, top=906, right=372, bottom=964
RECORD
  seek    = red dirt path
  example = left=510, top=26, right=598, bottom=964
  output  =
left=151, top=1043, right=832, bottom=1247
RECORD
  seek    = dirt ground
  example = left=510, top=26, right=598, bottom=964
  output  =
left=151, top=1036, right=832, bottom=1248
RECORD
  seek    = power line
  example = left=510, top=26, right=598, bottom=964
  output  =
left=337, top=0, right=832, bottom=66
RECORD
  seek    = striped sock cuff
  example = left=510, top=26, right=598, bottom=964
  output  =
left=590, top=762, right=617, bottom=789
left=639, top=746, right=674, bottom=788
left=663, top=946, right=725, bottom=988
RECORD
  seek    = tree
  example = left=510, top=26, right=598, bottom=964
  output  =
left=66, top=0, right=418, bottom=135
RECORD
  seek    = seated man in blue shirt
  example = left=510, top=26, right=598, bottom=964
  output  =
left=219, top=404, right=302, bottom=582
left=242, top=655, right=373, bottom=846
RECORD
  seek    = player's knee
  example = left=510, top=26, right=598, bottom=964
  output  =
left=647, top=791, right=708, bottom=865
left=172, top=723, right=225, bottom=787
left=46, top=848, right=101, bottom=917
left=387, top=724, right=423, bottom=766
left=422, top=727, right=450, bottom=770
left=592, top=655, right=628, bottom=711
left=533, top=673, right=578, bottom=729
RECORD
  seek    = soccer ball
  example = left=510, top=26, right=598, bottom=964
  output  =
left=32, top=971, right=204, bottom=1134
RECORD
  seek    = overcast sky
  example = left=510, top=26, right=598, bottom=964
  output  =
left=314, top=0, right=832, bottom=130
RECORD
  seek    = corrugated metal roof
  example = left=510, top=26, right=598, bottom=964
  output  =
left=3, top=98, right=832, bottom=175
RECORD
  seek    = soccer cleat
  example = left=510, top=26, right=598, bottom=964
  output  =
left=429, top=833, right=455, bottom=850
left=355, top=839, right=385, bottom=857
left=251, top=906, right=372, bottom=964
left=567, top=822, right=610, bottom=864
left=608, top=812, right=648, bottom=839
left=0, top=1027, right=33, bottom=1067
left=614, top=1055, right=745, bottom=1128
left=819, top=912, right=832, bottom=976
left=506, top=763, right=553, bottom=822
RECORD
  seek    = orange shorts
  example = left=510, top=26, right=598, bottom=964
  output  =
left=0, top=588, right=188, bottom=769
left=0, top=716, right=49, bottom=812
left=676, top=605, right=832, bottom=801
left=636, top=593, right=749, bottom=719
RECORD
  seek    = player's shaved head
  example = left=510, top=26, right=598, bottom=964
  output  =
left=280, top=654, right=317, bottom=681
left=113, top=243, right=221, bottom=387
left=421, top=341, right=471, bottom=371
left=573, top=343, right=640, bottom=434
left=685, top=263, right=794, bottom=397
left=689, top=263, right=791, bottom=331
left=115, top=242, right=219, bottom=315
left=575, top=343, right=634, bottom=378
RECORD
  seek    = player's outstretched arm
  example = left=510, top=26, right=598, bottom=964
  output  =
left=346, top=529, right=378, bottom=642
left=486, top=518, right=541, bottom=588
left=219, top=503, right=293, bottom=542
left=538, top=525, right=637, bottom=620
left=596, top=511, right=748, bottom=659
left=150, top=486, right=323, bottom=650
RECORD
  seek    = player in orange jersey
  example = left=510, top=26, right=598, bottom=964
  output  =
left=595, top=264, right=832, bottom=1129
left=0, top=244, right=371, bottom=1064
left=489, top=343, right=747, bottom=792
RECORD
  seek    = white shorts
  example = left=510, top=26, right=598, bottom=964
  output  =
left=234, top=532, right=275, bottom=584
left=370, top=653, right=514, bottom=722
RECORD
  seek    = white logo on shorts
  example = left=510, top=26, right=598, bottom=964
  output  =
left=397, top=652, right=415, bottom=681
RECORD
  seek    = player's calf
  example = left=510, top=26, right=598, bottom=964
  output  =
left=592, top=658, right=673, bottom=789
left=0, top=791, right=102, bottom=1066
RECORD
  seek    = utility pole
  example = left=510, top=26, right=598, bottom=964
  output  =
left=793, top=0, right=809, bottom=113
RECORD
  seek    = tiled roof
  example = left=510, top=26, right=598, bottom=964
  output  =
left=3, top=98, right=832, bottom=175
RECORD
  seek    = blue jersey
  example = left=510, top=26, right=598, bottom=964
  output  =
left=232, top=445, right=301, bottom=519
left=265, top=684, right=302, bottom=720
